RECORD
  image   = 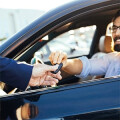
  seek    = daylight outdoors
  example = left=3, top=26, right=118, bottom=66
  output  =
left=0, top=0, right=72, bottom=45
left=0, top=0, right=93, bottom=59
left=0, top=0, right=120, bottom=119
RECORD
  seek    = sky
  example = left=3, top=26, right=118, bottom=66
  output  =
left=0, top=0, right=72, bottom=11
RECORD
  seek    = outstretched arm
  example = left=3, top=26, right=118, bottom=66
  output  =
left=49, top=51, right=83, bottom=75
left=0, top=56, right=62, bottom=90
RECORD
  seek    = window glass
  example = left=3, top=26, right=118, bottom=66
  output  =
left=35, top=25, right=96, bottom=62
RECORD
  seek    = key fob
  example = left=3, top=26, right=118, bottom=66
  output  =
left=51, top=63, right=63, bottom=74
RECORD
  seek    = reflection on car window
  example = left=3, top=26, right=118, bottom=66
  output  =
left=35, top=25, right=96, bottom=62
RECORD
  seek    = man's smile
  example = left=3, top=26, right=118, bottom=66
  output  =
left=114, top=37, right=120, bottom=45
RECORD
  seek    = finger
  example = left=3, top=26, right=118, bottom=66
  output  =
left=61, top=53, right=67, bottom=66
left=56, top=71, right=62, bottom=80
left=45, top=75, right=59, bottom=83
left=50, top=52, right=55, bottom=64
left=48, top=71, right=62, bottom=80
left=52, top=51, right=60, bottom=64
left=57, top=52, right=66, bottom=64
left=38, top=75, right=57, bottom=86
left=39, top=75, right=46, bottom=85
left=44, top=64, right=59, bottom=72
left=42, top=81, right=56, bottom=86
left=49, top=52, right=54, bottom=65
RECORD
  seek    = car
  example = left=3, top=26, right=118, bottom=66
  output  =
left=0, top=0, right=120, bottom=120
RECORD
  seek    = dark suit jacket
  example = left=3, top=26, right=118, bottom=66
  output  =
left=0, top=56, right=33, bottom=90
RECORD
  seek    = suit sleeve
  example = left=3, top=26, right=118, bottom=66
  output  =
left=0, top=56, right=33, bottom=90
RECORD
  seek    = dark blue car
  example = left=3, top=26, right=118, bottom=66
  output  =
left=0, top=0, right=120, bottom=119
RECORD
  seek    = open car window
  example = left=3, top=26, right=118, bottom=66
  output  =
left=35, top=25, right=96, bottom=62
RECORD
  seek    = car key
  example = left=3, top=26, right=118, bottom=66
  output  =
left=51, top=63, right=63, bottom=74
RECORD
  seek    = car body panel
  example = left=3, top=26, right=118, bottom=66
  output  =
left=1, top=77, right=120, bottom=119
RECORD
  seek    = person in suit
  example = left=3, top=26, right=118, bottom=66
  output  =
left=0, top=56, right=62, bottom=91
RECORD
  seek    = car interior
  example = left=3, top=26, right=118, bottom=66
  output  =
left=0, top=8, right=120, bottom=96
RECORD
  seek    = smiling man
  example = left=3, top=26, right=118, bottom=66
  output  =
left=49, top=10, right=120, bottom=78
left=111, top=10, right=120, bottom=51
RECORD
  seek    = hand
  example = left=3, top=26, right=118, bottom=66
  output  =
left=49, top=51, right=67, bottom=66
left=29, top=64, right=62, bottom=86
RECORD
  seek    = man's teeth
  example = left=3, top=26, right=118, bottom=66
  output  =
left=116, top=39, right=120, bottom=42
left=115, top=39, right=120, bottom=45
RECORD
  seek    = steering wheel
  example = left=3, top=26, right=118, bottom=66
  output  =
left=30, top=56, right=44, bottom=64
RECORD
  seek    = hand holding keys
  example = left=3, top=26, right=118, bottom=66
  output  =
left=51, top=63, right=63, bottom=74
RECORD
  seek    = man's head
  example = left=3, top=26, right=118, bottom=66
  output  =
left=110, top=10, right=120, bottom=51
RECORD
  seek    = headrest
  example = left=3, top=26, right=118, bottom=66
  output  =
left=99, top=22, right=114, bottom=53
left=99, top=36, right=114, bottom=53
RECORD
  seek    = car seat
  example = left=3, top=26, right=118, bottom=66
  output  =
left=92, top=22, right=114, bottom=59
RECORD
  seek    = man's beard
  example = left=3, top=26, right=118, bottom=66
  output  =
left=114, top=36, right=120, bottom=52
left=114, top=44, right=120, bottom=51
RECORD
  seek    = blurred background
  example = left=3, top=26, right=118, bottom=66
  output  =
left=0, top=0, right=95, bottom=61
left=0, top=0, right=72, bottom=44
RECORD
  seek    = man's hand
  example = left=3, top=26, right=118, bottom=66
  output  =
left=29, top=64, right=62, bottom=86
left=49, top=51, right=67, bottom=67
left=49, top=51, right=83, bottom=75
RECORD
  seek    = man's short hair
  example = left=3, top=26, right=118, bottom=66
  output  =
left=112, top=10, right=120, bottom=22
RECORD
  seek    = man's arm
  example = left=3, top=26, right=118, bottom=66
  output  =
left=49, top=51, right=83, bottom=75
left=49, top=51, right=112, bottom=78
left=0, top=56, right=33, bottom=90
left=62, top=59, right=83, bottom=75
left=0, top=56, right=62, bottom=91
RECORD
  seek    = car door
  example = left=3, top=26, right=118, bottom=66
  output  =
left=0, top=77, right=120, bottom=120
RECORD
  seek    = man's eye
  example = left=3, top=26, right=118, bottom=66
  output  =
left=112, top=27, right=117, bottom=31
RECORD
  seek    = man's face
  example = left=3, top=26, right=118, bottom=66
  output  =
left=112, top=16, right=120, bottom=51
